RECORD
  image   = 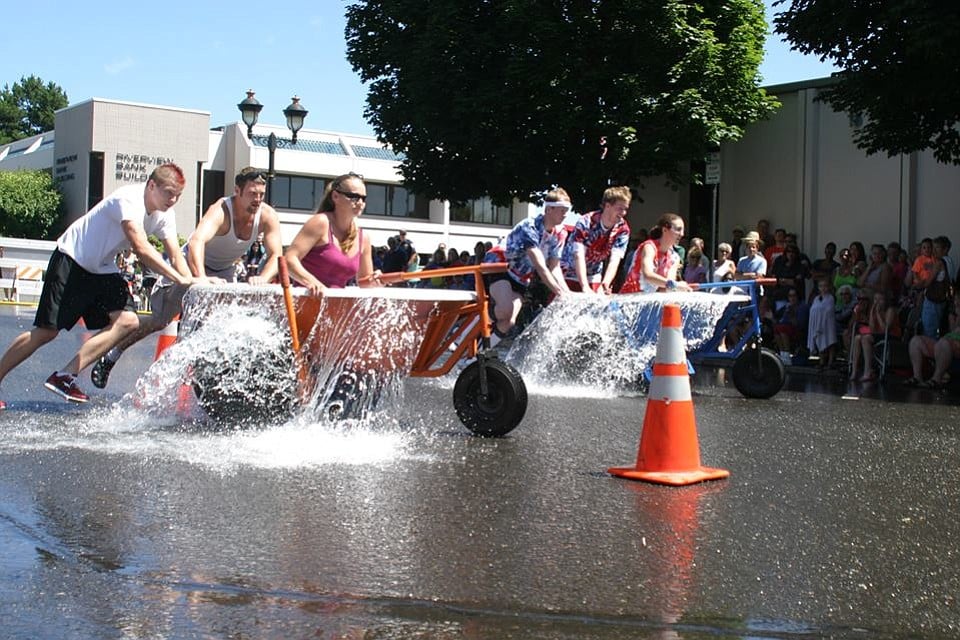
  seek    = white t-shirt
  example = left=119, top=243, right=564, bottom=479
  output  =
left=57, top=184, right=178, bottom=274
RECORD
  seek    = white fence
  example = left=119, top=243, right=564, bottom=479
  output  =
left=0, top=238, right=55, bottom=303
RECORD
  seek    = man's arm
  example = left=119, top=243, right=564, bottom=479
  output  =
left=163, top=235, right=190, bottom=279
left=601, top=254, right=623, bottom=294
left=572, top=245, right=591, bottom=291
left=249, top=205, right=283, bottom=285
left=186, top=199, right=229, bottom=280
left=526, top=247, right=568, bottom=295
left=123, top=220, right=191, bottom=286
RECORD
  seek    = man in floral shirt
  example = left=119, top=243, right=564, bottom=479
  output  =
left=484, top=187, right=572, bottom=344
left=560, top=185, right=631, bottom=293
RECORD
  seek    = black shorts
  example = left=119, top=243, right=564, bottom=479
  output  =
left=35, top=249, right=136, bottom=331
left=484, top=271, right=527, bottom=295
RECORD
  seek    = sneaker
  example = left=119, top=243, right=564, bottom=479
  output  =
left=44, top=372, right=89, bottom=403
left=0, top=399, right=6, bottom=410
left=90, top=356, right=116, bottom=389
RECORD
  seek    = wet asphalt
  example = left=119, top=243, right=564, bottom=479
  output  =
left=0, top=303, right=959, bottom=639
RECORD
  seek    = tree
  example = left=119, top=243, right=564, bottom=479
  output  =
left=774, top=1, right=960, bottom=164
left=346, top=0, right=777, bottom=209
left=0, top=75, right=68, bottom=144
left=0, top=170, right=64, bottom=240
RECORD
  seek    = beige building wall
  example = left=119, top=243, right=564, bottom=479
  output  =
left=87, top=100, right=209, bottom=234
left=715, top=81, right=960, bottom=261
left=914, top=152, right=960, bottom=246
left=52, top=100, right=209, bottom=234
left=720, top=89, right=805, bottom=239
left=807, top=95, right=904, bottom=253
left=51, top=103, right=94, bottom=218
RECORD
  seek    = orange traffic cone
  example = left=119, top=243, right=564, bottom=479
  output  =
left=608, top=303, right=729, bottom=486
left=154, top=314, right=180, bottom=361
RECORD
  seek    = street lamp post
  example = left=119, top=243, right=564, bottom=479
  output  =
left=237, top=92, right=309, bottom=205
left=237, top=90, right=262, bottom=139
left=266, top=132, right=278, bottom=204
left=283, top=97, right=308, bottom=143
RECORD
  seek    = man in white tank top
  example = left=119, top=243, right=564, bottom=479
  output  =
left=90, top=167, right=284, bottom=389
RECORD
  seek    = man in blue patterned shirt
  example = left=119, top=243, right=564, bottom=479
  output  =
left=484, top=188, right=572, bottom=344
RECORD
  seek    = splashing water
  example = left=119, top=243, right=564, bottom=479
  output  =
left=505, top=291, right=747, bottom=394
left=298, top=295, right=429, bottom=420
left=129, top=298, right=295, bottom=425
left=131, top=284, right=433, bottom=428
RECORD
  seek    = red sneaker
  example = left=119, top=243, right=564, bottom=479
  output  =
left=0, top=399, right=6, bottom=410
left=44, top=372, right=89, bottom=403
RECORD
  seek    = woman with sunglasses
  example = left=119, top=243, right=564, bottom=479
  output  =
left=285, top=173, right=380, bottom=296
left=620, top=213, right=692, bottom=293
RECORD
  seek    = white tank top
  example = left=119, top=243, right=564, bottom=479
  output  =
left=195, top=197, right=262, bottom=273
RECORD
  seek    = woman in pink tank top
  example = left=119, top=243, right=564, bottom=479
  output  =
left=285, top=172, right=381, bottom=295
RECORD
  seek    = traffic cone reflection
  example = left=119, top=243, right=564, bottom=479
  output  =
left=608, top=303, right=729, bottom=486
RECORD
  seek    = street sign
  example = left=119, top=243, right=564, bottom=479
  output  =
left=705, top=151, right=721, bottom=185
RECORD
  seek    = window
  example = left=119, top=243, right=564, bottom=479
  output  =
left=269, top=174, right=326, bottom=211
left=267, top=174, right=426, bottom=218
left=363, top=181, right=424, bottom=218
left=290, top=176, right=317, bottom=210
left=88, top=152, right=104, bottom=210
left=450, top=197, right=512, bottom=226
left=365, top=183, right=388, bottom=216
left=201, top=169, right=225, bottom=221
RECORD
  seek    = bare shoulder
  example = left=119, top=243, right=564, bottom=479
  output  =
left=201, top=196, right=228, bottom=220
left=296, top=211, right=329, bottom=242
left=258, top=203, right=280, bottom=224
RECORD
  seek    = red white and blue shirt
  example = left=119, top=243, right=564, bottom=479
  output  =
left=498, top=214, right=567, bottom=285
left=560, top=210, right=630, bottom=283
left=621, top=238, right=680, bottom=293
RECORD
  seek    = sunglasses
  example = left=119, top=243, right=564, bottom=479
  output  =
left=335, top=188, right=367, bottom=203
left=235, top=170, right=268, bottom=185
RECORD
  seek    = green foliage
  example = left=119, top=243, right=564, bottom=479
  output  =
left=0, top=75, right=68, bottom=144
left=346, top=0, right=777, bottom=209
left=147, top=233, right=187, bottom=254
left=0, top=170, right=63, bottom=239
left=774, top=1, right=960, bottom=163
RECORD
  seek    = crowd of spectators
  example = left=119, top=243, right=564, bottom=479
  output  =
left=672, top=220, right=959, bottom=383
left=372, top=234, right=495, bottom=291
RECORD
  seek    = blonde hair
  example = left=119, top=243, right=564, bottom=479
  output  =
left=544, top=187, right=570, bottom=204
left=602, top=185, right=631, bottom=206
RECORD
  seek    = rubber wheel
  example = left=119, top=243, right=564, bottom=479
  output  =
left=453, top=359, right=528, bottom=437
left=191, top=348, right=298, bottom=426
left=732, top=346, right=785, bottom=399
left=319, top=369, right=384, bottom=421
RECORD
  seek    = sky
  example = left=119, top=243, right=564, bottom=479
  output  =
left=1, top=1, right=836, bottom=138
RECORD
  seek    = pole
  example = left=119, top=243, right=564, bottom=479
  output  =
left=278, top=256, right=307, bottom=403
left=267, top=132, right=277, bottom=206
left=710, top=183, right=719, bottom=268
